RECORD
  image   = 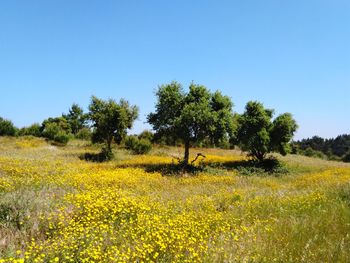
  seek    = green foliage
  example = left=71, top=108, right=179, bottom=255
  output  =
left=148, top=81, right=234, bottom=165
left=41, top=117, right=72, bottom=134
left=133, top=139, right=152, bottom=154
left=62, top=103, right=88, bottom=135
left=343, top=152, right=350, bottom=163
left=0, top=117, right=17, bottom=136
left=270, top=113, right=298, bottom=155
left=235, top=101, right=297, bottom=161
left=42, top=123, right=61, bottom=140
left=88, top=96, right=138, bottom=157
left=138, top=130, right=154, bottom=142
left=294, top=134, right=350, bottom=162
left=303, top=147, right=327, bottom=159
left=18, top=123, right=42, bottom=137
left=75, top=127, right=92, bottom=140
left=124, top=135, right=139, bottom=150
left=53, top=131, right=70, bottom=145
left=125, top=136, right=152, bottom=154
left=42, top=122, right=70, bottom=145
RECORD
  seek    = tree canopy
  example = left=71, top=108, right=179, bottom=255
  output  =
left=235, top=101, right=298, bottom=161
left=62, top=103, right=88, bottom=135
left=148, top=81, right=234, bottom=165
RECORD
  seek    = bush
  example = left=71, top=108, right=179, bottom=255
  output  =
left=132, top=139, right=152, bottom=154
left=343, top=152, right=350, bottom=163
left=75, top=128, right=92, bottom=140
left=42, top=122, right=70, bottom=145
left=124, top=136, right=139, bottom=150
left=0, top=117, right=17, bottom=136
left=42, top=123, right=60, bottom=140
left=53, top=131, right=70, bottom=145
left=18, top=123, right=41, bottom=137
left=303, top=147, right=327, bottom=159
left=138, top=130, right=154, bottom=142
left=125, top=136, right=152, bottom=154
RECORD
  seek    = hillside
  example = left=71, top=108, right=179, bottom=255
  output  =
left=1, top=137, right=350, bottom=262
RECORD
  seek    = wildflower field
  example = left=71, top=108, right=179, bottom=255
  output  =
left=1, top=137, right=350, bottom=262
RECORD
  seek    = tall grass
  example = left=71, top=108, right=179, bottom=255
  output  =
left=0, top=137, right=349, bottom=262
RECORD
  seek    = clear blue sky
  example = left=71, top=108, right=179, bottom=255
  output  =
left=0, top=0, right=349, bottom=140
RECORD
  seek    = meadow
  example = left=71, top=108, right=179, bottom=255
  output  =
left=0, top=136, right=350, bottom=262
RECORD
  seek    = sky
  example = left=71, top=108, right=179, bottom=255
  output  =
left=0, top=0, right=349, bottom=140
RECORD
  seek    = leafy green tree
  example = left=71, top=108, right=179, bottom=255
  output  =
left=235, top=101, right=297, bottom=161
left=148, top=81, right=234, bottom=166
left=0, top=117, right=18, bottom=136
left=63, top=103, right=88, bottom=135
left=88, top=96, right=138, bottom=157
left=209, top=91, right=235, bottom=146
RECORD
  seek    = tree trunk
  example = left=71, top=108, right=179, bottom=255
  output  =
left=106, top=138, right=112, bottom=153
left=184, top=140, right=190, bottom=166
left=256, top=152, right=265, bottom=162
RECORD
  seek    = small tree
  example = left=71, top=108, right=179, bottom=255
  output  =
left=63, top=103, right=88, bottom=135
left=148, top=81, right=234, bottom=166
left=88, top=96, right=138, bottom=158
left=235, top=101, right=297, bottom=161
left=0, top=117, right=17, bottom=136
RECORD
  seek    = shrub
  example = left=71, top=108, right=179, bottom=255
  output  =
left=132, top=139, right=152, bottom=154
left=18, top=123, right=42, bottom=137
left=303, top=147, right=327, bottom=159
left=42, top=122, right=70, bottom=145
left=42, top=123, right=60, bottom=140
left=75, top=128, right=92, bottom=140
left=0, top=117, right=17, bottom=136
left=125, top=136, right=152, bottom=154
left=343, top=152, right=350, bottom=163
left=53, top=131, right=70, bottom=145
left=138, top=130, right=154, bottom=142
left=124, top=136, right=139, bottom=150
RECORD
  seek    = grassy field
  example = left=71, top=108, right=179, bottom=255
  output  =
left=0, top=136, right=350, bottom=262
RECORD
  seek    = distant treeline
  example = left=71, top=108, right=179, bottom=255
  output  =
left=292, top=135, right=350, bottom=162
left=0, top=103, right=92, bottom=145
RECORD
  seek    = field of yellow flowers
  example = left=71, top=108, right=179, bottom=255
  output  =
left=1, top=136, right=350, bottom=262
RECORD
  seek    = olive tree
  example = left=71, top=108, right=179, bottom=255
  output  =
left=148, top=82, right=234, bottom=166
left=88, top=96, right=138, bottom=158
left=235, top=101, right=298, bottom=161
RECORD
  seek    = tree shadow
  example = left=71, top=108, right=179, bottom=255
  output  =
left=112, top=157, right=288, bottom=177
left=79, top=151, right=113, bottom=162
left=114, top=161, right=203, bottom=176
left=206, top=157, right=289, bottom=176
